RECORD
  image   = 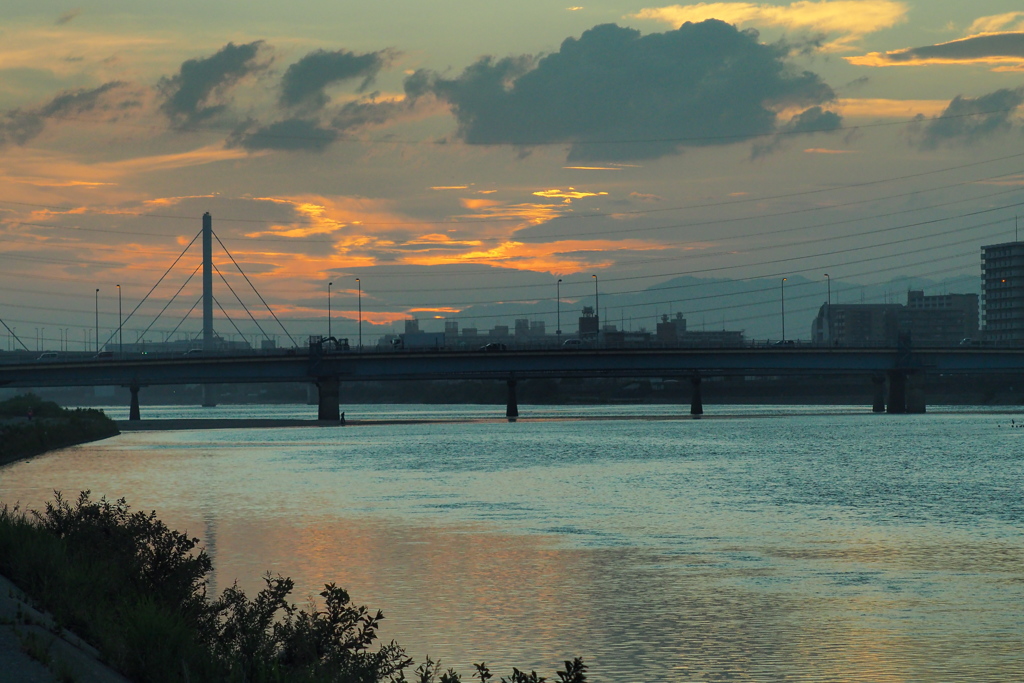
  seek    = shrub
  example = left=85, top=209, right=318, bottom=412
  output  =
left=0, top=492, right=585, bottom=683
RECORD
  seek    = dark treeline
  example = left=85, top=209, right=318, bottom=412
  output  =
left=0, top=492, right=587, bottom=683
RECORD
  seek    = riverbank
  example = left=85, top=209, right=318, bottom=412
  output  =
left=0, top=395, right=120, bottom=468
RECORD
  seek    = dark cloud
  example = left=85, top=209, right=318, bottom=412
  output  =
left=0, top=110, right=45, bottom=147
left=158, top=41, right=266, bottom=125
left=228, top=117, right=338, bottom=152
left=880, top=32, right=1024, bottom=63
left=752, top=105, right=841, bottom=157
left=38, top=81, right=127, bottom=118
left=280, top=48, right=392, bottom=110
left=55, top=9, right=81, bottom=25
left=331, top=97, right=405, bottom=130
left=414, top=21, right=838, bottom=161
left=0, top=81, right=128, bottom=148
left=916, top=88, right=1024, bottom=149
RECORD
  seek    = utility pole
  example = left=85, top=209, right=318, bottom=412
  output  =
left=95, top=288, right=99, bottom=352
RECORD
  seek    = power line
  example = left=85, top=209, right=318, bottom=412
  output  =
left=3, top=149, right=1024, bottom=228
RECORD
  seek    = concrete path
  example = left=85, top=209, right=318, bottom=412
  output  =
left=0, top=574, right=130, bottom=683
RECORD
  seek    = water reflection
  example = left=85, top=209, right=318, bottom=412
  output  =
left=1, top=405, right=1022, bottom=681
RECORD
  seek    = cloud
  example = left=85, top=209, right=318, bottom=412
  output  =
left=55, top=9, right=82, bottom=25
left=0, top=81, right=128, bottom=148
left=833, top=97, right=948, bottom=118
left=229, top=118, right=339, bottom=152
left=967, top=12, right=1024, bottom=34
left=914, top=87, right=1024, bottom=149
left=752, top=105, right=841, bottom=156
left=280, top=48, right=392, bottom=110
left=417, top=21, right=839, bottom=161
left=847, top=32, right=1024, bottom=70
left=632, top=1, right=908, bottom=51
left=158, top=41, right=267, bottom=125
left=229, top=96, right=406, bottom=152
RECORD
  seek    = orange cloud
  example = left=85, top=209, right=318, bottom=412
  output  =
left=846, top=32, right=1024, bottom=70
left=968, top=12, right=1024, bottom=34
left=632, top=1, right=908, bottom=51
left=833, top=97, right=949, bottom=118
left=408, top=307, right=463, bottom=313
left=459, top=198, right=502, bottom=210
left=532, top=187, right=609, bottom=202
left=803, top=148, right=856, bottom=154
left=402, top=238, right=665, bottom=275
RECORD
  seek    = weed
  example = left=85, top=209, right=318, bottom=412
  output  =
left=17, top=629, right=52, bottom=667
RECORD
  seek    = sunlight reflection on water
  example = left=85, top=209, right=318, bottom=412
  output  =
left=2, top=404, right=1022, bottom=681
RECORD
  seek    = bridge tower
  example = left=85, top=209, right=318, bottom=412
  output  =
left=202, top=212, right=214, bottom=351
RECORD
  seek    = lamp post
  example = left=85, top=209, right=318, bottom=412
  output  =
left=356, top=278, right=362, bottom=351
left=556, top=278, right=562, bottom=341
left=328, top=281, right=333, bottom=339
left=824, top=273, right=831, bottom=346
left=94, top=288, right=99, bottom=353
left=593, top=274, right=599, bottom=341
left=117, top=284, right=122, bottom=353
left=781, top=277, right=787, bottom=342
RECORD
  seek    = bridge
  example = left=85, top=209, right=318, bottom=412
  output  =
left=3, top=343, right=1024, bottom=420
left=4, top=213, right=1021, bottom=421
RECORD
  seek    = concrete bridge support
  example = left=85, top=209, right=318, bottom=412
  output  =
left=317, top=377, right=340, bottom=421
left=872, top=375, right=886, bottom=413
left=690, top=375, right=703, bottom=417
left=129, top=384, right=141, bottom=421
left=202, top=384, right=217, bottom=408
left=506, top=377, right=519, bottom=422
left=886, top=371, right=906, bottom=414
left=906, top=373, right=927, bottom=413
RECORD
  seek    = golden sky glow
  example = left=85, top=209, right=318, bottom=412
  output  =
left=2, top=1, right=1022, bottom=344
left=633, top=1, right=908, bottom=50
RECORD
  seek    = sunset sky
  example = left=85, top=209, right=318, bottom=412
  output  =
left=2, top=0, right=1024, bottom=349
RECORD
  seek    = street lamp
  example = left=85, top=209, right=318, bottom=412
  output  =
left=824, top=274, right=831, bottom=346
left=556, top=278, right=562, bottom=340
left=328, top=281, right=333, bottom=339
left=356, top=278, right=362, bottom=351
left=593, top=274, right=599, bottom=333
left=781, top=278, right=787, bottom=342
left=94, top=288, right=99, bottom=353
left=117, top=284, right=122, bottom=353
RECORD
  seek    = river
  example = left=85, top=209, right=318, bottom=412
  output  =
left=1, top=403, right=1022, bottom=681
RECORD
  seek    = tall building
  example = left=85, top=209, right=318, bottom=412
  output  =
left=982, top=241, right=1024, bottom=343
left=809, top=287, right=980, bottom=347
left=905, top=290, right=978, bottom=343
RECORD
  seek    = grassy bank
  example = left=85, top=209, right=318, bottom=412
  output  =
left=0, top=394, right=120, bottom=467
left=0, top=492, right=586, bottom=683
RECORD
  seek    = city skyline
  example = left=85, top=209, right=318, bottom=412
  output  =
left=2, top=1, right=1023, bottom=347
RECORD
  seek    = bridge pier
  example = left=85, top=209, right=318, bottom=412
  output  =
left=202, top=384, right=217, bottom=408
left=317, top=377, right=340, bottom=421
left=506, top=377, right=518, bottom=422
left=129, top=384, right=141, bottom=421
left=872, top=375, right=886, bottom=413
left=690, top=375, right=703, bottom=417
left=886, top=371, right=906, bottom=414
left=906, top=373, right=927, bottom=413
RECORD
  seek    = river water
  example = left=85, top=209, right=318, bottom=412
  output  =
left=1, top=404, right=1022, bottom=682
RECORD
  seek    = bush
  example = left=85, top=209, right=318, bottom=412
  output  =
left=0, top=492, right=585, bottom=683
